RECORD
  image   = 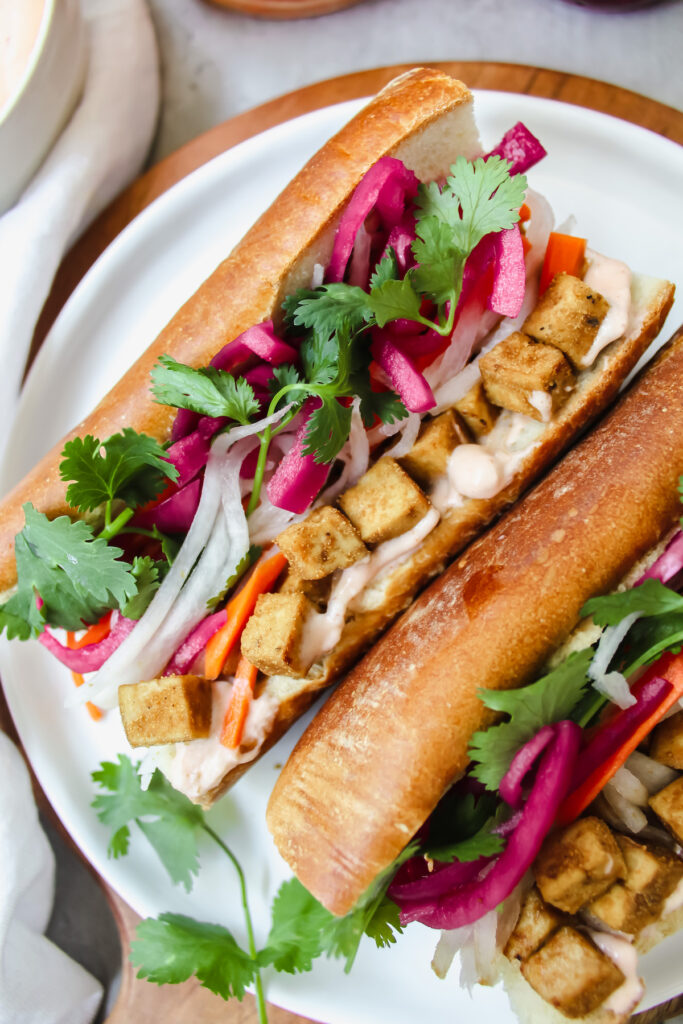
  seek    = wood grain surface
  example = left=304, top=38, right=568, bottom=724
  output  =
left=5, top=63, right=683, bottom=1024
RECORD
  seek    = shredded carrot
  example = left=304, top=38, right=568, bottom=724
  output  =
left=519, top=202, right=532, bottom=222
left=556, top=652, right=683, bottom=826
left=204, top=550, right=288, bottom=680
left=539, top=232, right=587, bottom=295
left=66, top=622, right=106, bottom=721
left=220, top=656, right=259, bottom=749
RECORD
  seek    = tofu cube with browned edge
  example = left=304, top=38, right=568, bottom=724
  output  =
left=479, top=331, right=575, bottom=422
left=504, top=887, right=564, bottom=962
left=521, top=927, right=625, bottom=1019
left=276, top=506, right=367, bottom=581
left=240, top=591, right=312, bottom=678
left=523, top=272, right=610, bottom=369
left=338, top=457, right=431, bottom=546
left=278, top=567, right=331, bottom=611
left=587, top=835, right=683, bottom=935
left=119, top=675, right=212, bottom=747
left=453, top=380, right=498, bottom=438
left=649, top=775, right=683, bottom=844
left=650, top=710, right=683, bottom=770
left=399, top=410, right=469, bottom=487
left=534, top=817, right=626, bottom=913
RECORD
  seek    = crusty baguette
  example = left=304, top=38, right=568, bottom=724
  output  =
left=0, top=67, right=479, bottom=594
left=266, top=326, right=683, bottom=917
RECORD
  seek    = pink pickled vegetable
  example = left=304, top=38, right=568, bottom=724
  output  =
left=39, top=612, right=137, bottom=673
left=569, top=675, right=672, bottom=793
left=499, top=724, right=555, bottom=809
left=327, top=157, right=419, bottom=283
left=488, top=225, right=526, bottom=318
left=399, top=721, right=580, bottom=929
left=637, top=530, right=683, bottom=585
left=382, top=213, right=417, bottom=274
left=485, top=122, right=547, bottom=175
left=136, top=478, right=202, bottom=534
left=348, top=222, right=373, bottom=288
left=267, top=397, right=331, bottom=513
left=389, top=856, right=493, bottom=905
left=371, top=329, right=436, bottom=414
left=165, top=609, right=228, bottom=675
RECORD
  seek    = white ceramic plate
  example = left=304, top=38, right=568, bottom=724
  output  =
left=1, top=92, right=682, bottom=1023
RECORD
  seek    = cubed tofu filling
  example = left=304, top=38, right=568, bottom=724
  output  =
left=119, top=675, right=213, bottom=747
left=338, top=457, right=432, bottom=546
left=276, top=506, right=367, bottom=580
left=650, top=710, right=683, bottom=770
left=534, top=817, right=626, bottom=914
left=649, top=775, right=683, bottom=844
left=479, top=331, right=575, bottom=423
left=521, top=926, right=625, bottom=1018
left=523, top=271, right=609, bottom=370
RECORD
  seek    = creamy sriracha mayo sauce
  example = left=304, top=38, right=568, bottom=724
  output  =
left=0, top=0, right=45, bottom=111
left=588, top=931, right=644, bottom=1016
left=581, top=249, right=632, bottom=367
left=166, top=681, right=279, bottom=802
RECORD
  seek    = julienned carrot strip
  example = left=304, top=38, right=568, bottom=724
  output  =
left=204, top=550, right=288, bottom=680
left=220, top=657, right=259, bottom=749
left=66, top=628, right=104, bottom=721
left=519, top=202, right=531, bottom=222
left=556, top=652, right=683, bottom=826
left=538, top=232, right=587, bottom=295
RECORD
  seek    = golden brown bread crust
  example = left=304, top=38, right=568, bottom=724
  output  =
left=266, top=327, right=683, bottom=916
left=0, top=67, right=476, bottom=593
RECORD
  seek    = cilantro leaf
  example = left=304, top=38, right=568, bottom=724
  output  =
left=410, top=216, right=465, bottom=306
left=426, top=813, right=505, bottom=864
left=121, top=557, right=164, bottom=620
left=131, top=914, right=256, bottom=1000
left=444, top=155, right=527, bottom=253
left=582, top=579, right=683, bottom=626
left=61, top=430, right=177, bottom=514
left=302, top=396, right=353, bottom=464
left=91, top=756, right=204, bottom=890
left=369, top=248, right=399, bottom=291
left=0, top=504, right=138, bottom=637
left=151, top=355, right=259, bottom=423
left=151, top=525, right=183, bottom=565
left=469, top=648, right=593, bottom=791
left=259, top=879, right=332, bottom=974
left=368, top=277, right=424, bottom=329
left=300, top=330, right=341, bottom=387
left=270, top=362, right=302, bottom=396
left=287, top=284, right=372, bottom=340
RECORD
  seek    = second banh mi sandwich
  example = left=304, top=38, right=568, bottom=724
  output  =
left=0, top=68, right=674, bottom=809
left=266, top=326, right=683, bottom=1023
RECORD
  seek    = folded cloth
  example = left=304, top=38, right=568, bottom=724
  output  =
left=0, top=0, right=160, bottom=459
left=0, top=733, right=103, bottom=1024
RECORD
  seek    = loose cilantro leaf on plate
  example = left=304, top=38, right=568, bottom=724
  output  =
left=92, top=756, right=204, bottom=890
left=60, top=429, right=177, bottom=514
left=259, top=879, right=332, bottom=974
left=131, top=914, right=256, bottom=1000
left=0, top=504, right=139, bottom=637
left=582, top=579, right=683, bottom=625
left=151, top=355, right=260, bottom=423
left=469, top=648, right=593, bottom=791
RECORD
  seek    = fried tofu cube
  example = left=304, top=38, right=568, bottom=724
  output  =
left=649, top=776, right=683, bottom=844
left=453, top=380, right=499, bottom=437
left=479, top=331, right=575, bottom=422
left=587, top=835, right=683, bottom=935
left=586, top=882, right=646, bottom=936
left=278, top=567, right=331, bottom=611
left=521, top=927, right=625, bottom=1018
left=399, top=410, right=469, bottom=487
left=650, top=710, right=683, bottom=770
left=534, top=817, right=626, bottom=913
left=337, top=457, right=431, bottom=546
left=504, top=887, right=564, bottom=962
left=276, top=506, right=367, bottom=581
left=523, top=272, right=610, bottom=370
left=240, top=592, right=312, bottom=678
left=118, top=675, right=212, bottom=747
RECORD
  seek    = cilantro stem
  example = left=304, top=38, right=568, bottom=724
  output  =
left=98, top=506, right=135, bottom=541
left=203, top=823, right=268, bottom=1024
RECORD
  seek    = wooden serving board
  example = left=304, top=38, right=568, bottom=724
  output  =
left=6, top=63, right=683, bottom=1024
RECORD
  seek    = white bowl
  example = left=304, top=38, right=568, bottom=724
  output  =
left=0, top=0, right=87, bottom=215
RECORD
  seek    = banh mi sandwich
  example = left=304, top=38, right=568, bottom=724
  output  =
left=0, top=68, right=674, bottom=810
left=266, top=326, right=683, bottom=1023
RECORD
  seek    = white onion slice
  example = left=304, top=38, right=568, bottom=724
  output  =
left=385, top=412, right=421, bottom=458
left=588, top=612, right=641, bottom=708
left=431, top=926, right=472, bottom=980
left=603, top=782, right=648, bottom=833
left=610, top=766, right=649, bottom=807
left=625, top=751, right=678, bottom=794
left=473, top=909, right=500, bottom=985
